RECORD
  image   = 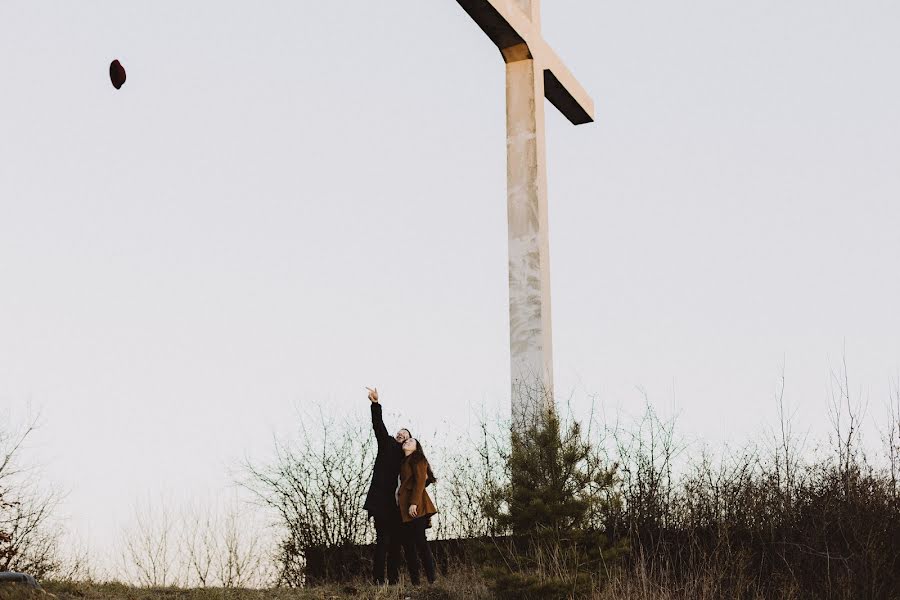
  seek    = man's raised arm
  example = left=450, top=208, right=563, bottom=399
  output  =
left=367, top=387, right=391, bottom=444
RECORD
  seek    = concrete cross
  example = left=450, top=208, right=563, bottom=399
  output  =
left=452, top=0, right=595, bottom=427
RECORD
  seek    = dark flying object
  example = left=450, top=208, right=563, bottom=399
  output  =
left=110, top=60, right=126, bottom=89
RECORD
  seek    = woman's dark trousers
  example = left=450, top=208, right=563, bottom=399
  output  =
left=401, top=517, right=436, bottom=584
left=373, top=514, right=402, bottom=584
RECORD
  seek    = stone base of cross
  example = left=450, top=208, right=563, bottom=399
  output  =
left=452, top=0, right=594, bottom=429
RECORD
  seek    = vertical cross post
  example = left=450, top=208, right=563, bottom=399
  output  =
left=451, top=0, right=595, bottom=429
left=503, top=43, right=553, bottom=428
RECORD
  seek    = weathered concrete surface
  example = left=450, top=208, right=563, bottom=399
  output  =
left=452, top=0, right=594, bottom=426
left=504, top=49, right=554, bottom=427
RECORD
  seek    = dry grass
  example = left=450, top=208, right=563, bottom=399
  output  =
left=29, top=569, right=490, bottom=600
left=7, top=564, right=870, bottom=600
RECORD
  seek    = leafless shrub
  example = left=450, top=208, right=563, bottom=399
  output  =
left=211, top=499, right=268, bottom=588
left=119, top=496, right=177, bottom=587
left=881, top=375, right=900, bottom=498
left=50, top=536, right=98, bottom=583
left=607, top=392, right=682, bottom=540
left=828, top=352, right=869, bottom=484
left=118, top=494, right=272, bottom=588
left=241, top=407, right=375, bottom=587
left=0, top=413, right=64, bottom=578
left=767, top=364, right=806, bottom=507
left=434, top=417, right=508, bottom=540
left=180, top=502, right=216, bottom=587
left=179, top=497, right=268, bottom=588
left=601, top=367, right=900, bottom=599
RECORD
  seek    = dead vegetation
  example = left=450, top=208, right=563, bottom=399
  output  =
left=5, top=360, right=900, bottom=599
left=0, top=414, right=65, bottom=579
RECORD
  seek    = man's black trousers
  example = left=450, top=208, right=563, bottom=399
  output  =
left=373, top=513, right=402, bottom=585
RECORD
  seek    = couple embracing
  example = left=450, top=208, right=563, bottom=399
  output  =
left=362, top=387, right=438, bottom=586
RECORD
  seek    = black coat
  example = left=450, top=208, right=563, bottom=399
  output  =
left=363, top=403, right=404, bottom=518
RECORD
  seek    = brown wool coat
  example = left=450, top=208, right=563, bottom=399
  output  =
left=397, top=457, right=438, bottom=523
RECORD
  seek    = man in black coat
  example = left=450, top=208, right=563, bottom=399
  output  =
left=363, top=387, right=409, bottom=585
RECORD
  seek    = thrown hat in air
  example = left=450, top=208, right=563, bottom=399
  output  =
left=109, top=59, right=126, bottom=89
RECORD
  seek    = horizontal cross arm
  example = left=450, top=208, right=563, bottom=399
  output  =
left=454, top=0, right=595, bottom=125
left=454, top=0, right=531, bottom=52
left=534, top=38, right=595, bottom=125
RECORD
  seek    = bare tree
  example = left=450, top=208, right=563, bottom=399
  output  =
left=119, top=493, right=272, bottom=589
left=610, top=391, right=682, bottom=534
left=883, top=376, right=900, bottom=498
left=436, top=418, right=508, bottom=539
left=0, top=413, right=64, bottom=578
left=766, top=365, right=809, bottom=508
left=241, top=407, right=375, bottom=586
left=827, top=350, right=869, bottom=488
left=180, top=502, right=215, bottom=587
left=213, top=501, right=265, bottom=589
left=119, top=496, right=177, bottom=587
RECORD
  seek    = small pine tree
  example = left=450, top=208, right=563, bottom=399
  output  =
left=482, top=411, right=628, bottom=599
left=493, top=413, right=592, bottom=533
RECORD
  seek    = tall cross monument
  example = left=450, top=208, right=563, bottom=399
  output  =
left=452, top=0, right=595, bottom=426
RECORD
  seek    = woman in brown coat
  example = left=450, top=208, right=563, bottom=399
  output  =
left=396, top=437, right=438, bottom=584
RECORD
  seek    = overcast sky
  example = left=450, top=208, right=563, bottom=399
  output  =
left=1, top=0, right=899, bottom=561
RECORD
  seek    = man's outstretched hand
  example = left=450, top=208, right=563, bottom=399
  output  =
left=367, top=387, right=379, bottom=403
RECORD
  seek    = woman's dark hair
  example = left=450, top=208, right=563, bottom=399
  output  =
left=406, top=438, right=437, bottom=486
